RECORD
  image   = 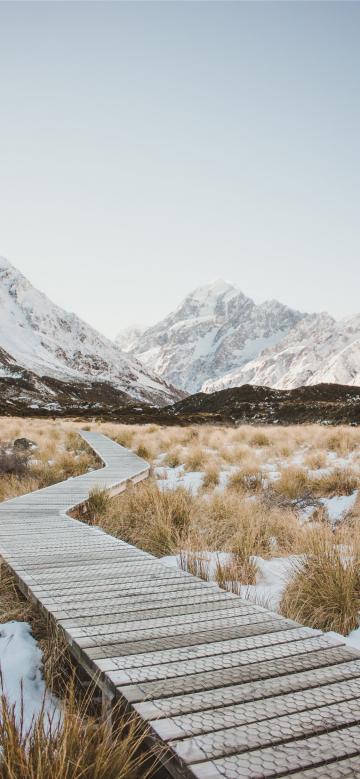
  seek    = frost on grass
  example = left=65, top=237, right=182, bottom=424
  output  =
left=0, top=621, right=59, bottom=730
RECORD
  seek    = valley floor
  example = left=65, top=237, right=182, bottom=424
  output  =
left=1, top=417, right=360, bottom=774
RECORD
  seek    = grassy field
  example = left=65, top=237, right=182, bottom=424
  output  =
left=1, top=417, right=360, bottom=776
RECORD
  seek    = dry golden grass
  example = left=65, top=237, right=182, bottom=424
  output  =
left=215, top=555, right=258, bottom=590
left=0, top=685, right=157, bottom=779
left=272, top=468, right=312, bottom=499
left=85, top=477, right=306, bottom=577
left=184, top=446, right=207, bottom=472
left=227, top=468, right=264, bottom=494
left=163, top=447, right=183, bottom=468
left=2, top=416, right=360, bottom=650
left=179, top=550, right=211, bottom=581
left=88, top=481, right=196, bottom=557
left=250, top=431, right=271, bottom=448
left=303, top=450, right=328, bottom=470
left=0, top=566, right=159, bottom=778
left=85, top=488, right=111, bottom=524
left=0, top=419, right=98, bottom=502
left=312, top=468, right=358, bottom=497
left=202, top=463, right=220, bottom=489
left=280, top=528, right=360, bottom=634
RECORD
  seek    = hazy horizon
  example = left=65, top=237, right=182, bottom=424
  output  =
left=1, top=1, right=359, bottom=337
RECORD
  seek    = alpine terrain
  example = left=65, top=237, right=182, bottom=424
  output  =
left=119, top=281, right=360, bottom=394
left=0, top=257, right=182, bottom=415
left=204, top=312, right=360, bottom=392
left=117, top=280, right=304, bottom=393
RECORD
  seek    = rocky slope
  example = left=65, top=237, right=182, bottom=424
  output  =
left=3, top=375, right=359, bottom=426
left=204, top=312, right=360, bottom=392
left=0, top=257, right=182, bottom=409
left=117, top=280, right=304, bottom=393
left=161, top=383, right=360, bottom=426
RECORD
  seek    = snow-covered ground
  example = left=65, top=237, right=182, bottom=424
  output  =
left=319, top=492, right=358, bottom=524
left=154, top=444, right=359, bottom=525
left=0, top=621, right=59, bottom=730
left=155, top=465, right=205, bottom=495
left=156, top=438, right=360, bottom=651
left=162, top=552, right=295, bottom=610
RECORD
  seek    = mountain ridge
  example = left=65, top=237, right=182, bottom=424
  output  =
left=0, top=257, right=182, bottom=408
left=117, top=280, right=304, bottom=392
left=204, top=311, right=360, bottom=391
left=118, top=280, right=360, bottom=393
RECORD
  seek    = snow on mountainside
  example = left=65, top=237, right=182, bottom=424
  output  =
left=118, top=280, right=305, bottom=393
left=0, top=257, right=180, bottom=406
left=116, top=325, right=147, bottom=352
left=203, top=312, right=360, bottom=392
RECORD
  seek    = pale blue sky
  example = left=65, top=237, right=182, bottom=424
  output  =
left=0, top=1, right=359, bottom=337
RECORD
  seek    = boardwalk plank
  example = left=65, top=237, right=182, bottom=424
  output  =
left=1, top=429, right=360, bottom=779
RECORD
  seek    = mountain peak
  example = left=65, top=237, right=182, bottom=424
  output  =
left=0, top=256, right=181, bottom=406
left=0, top=256, right=15, bottom=271
left=122, top=283, right=304, bottom=392
left=191, top=278, right=237, bottom=295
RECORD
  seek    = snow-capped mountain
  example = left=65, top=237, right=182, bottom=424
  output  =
left=0, top=257, right=181, bottom=406
left=118, top=280, right=305, bottom=393
left=116, top=325, right=147, bottom=353
left=203, top=312, right=360, bottom=391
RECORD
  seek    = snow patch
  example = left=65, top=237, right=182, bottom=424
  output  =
left=0, top=621, right=60, bottom=731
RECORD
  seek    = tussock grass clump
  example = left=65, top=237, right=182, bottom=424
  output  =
left=96, top=482, right=195, bottom=556
left=215, top=555, right=258, bottom=590
left=86, top=488, right=111, bottom=524
left=135, top=443, right=153, bottom=461
left=326, top=429, right=358, bottom=456
left=0, top=686, right=156, bottom=779
left=228, top=468, right=264, bottom=493
left=164, top=448, right=183, bottom=468
left=303, top=450, right=328, bottom=470
left=0, top=474, right=39, bottom=503
left=184, top=446, right=206, bottom=472
left=0, top=563, right=32, bottom=625
left=280, top=531, right=360, bottom=634
left=30, top=452, right=97, bottom=490
left=65, top=431, right=82, bottom=452
left=202, top=464, right=220, bottom=489
left=313, top=468, right=358, bottom=497
left=114, top=429, right=135, bottom=449
left=273, top=468, right=311, bottom=499
left=219, top=444, right=251, bottom=465
left=250, top=431, right=270, bottom=448
left=205, top=493, right=302, bottom=558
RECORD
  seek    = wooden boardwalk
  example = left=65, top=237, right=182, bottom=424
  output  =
left=1, top=431, right=360, bottom=778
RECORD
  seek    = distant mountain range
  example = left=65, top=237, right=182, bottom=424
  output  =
left=116, top=280, right=304, bottom=392
left=118, top=280, right=360, bottom=393
left=204, top=311, right=360, bottom=392
left=0, top=257, right=182, bottom=413
left=1, top=258, right=359, bottom=420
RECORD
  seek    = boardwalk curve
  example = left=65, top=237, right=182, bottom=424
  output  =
left=1, top=431, right=360, bottom=778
